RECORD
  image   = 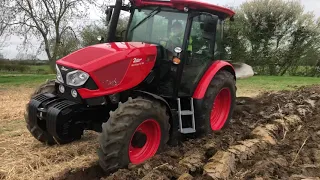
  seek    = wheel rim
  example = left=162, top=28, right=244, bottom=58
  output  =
left=210, top=88, right=231, bottom=130
left=129, top=119, right=161, bottom=164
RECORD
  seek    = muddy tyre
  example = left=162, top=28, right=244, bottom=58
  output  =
left=198, top=70, right=236, bottom=135
left=98, top=97, right=170, bottom=174
left=25, top=80, right=56, bottom=145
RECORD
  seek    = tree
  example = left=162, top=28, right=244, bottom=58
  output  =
left=49, top=29, right=81, bottom=59
left=0, top=0, right=14, bottom=48
left=80, top=23, right=107, bottom=47
left=226, top=0, right=320, bottom=76
left=10, top=0, right=98, bottom=69
left=15, top=52, right=38, bottom=60
left=222, top=16, right=249, bottom=63
left=80, top=14, right=129, bottom=47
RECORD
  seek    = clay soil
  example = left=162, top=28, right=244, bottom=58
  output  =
left=1, top=85, right=320, bottom=180
left=53, top=85, right=320, bottom=180
left=233, top=87, right=320, bottom=180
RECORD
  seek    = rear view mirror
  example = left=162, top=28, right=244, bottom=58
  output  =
left=200, top=16, right=218, bottom=33
left=105, top=7, right=113, bottom=25
left=202, top=20, right=216, bottom=33
left=97, top=36, right=105, bottom=43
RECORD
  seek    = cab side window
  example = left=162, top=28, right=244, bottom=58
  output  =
left=188, top=14, right=216, bottom=65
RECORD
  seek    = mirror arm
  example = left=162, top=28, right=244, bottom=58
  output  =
left=106, top=0, right=122, bottom=42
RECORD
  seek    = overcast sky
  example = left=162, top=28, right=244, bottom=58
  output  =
left=1, top=0, right=320, bottom=60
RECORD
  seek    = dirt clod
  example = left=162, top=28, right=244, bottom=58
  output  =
left=251, top=126, right=277, bottom=145
left=313, top=149, right=320, bottom=164
left=179, top=149, right=205, bottom=172
left=0, top=171, right=6, bottom=180
left=141, top=170, right=169, bottom=180
left=203, top=151, right=235, bottom=179
left=177, top=173, right=193, bottom=180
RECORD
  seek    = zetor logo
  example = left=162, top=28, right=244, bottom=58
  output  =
left=132, top=58, right=144, bottom=66
left=133, top=58, right=143, bottom=63
left=61, top=66, right=68, bottom=71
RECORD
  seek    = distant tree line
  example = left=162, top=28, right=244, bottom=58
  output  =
left=0, top=59, right=51, bottom=74
left=0, top=0, right=319, bottom=76
left=223, top=0, right=320, bottom=77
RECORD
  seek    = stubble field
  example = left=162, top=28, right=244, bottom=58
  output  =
left=0, top=74, right=319, bottom=180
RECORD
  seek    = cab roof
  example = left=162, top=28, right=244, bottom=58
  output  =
left=132, top=0, right=235, bottom=19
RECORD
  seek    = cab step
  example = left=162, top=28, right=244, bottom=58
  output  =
left=177, top=98, right=196, bottom=134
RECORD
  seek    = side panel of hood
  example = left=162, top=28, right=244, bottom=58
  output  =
left=56, top=42, right=158, bottom=99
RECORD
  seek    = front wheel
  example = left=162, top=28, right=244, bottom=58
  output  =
left=198, top=70, right=236, bottom=135
left=25, top=80, right=56, bottom=145
left=98, top=97, right=170, bottom=174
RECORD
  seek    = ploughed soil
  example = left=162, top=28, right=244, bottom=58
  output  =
left=233, top=87, right=320, bottom=180
left=52, top=85, right=320, bottom=180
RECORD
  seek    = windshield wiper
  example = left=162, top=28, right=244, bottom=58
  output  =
left=129, top=7, right=161, bottom=32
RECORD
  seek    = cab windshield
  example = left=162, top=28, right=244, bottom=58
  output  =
left=127, top=7, right=188, bottom=52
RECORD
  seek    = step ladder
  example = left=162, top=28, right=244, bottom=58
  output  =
left=177, top=98, right=196, bottom=134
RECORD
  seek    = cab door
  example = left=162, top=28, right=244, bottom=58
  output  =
left=179, top=13, right=219, bottom=96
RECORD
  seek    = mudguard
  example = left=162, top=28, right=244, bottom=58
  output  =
left=192, top=60, right=235, bottom=99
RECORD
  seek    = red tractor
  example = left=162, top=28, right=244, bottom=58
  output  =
left=25, top=0, right=253, bottom=174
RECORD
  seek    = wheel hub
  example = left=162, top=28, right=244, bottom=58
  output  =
left=129, top=119, right=161, bottom=164
left=131, top=131, right=147, bottom=148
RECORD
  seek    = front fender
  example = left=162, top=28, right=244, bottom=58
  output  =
left=192, top=60, right=235, bottom=99
left=132, top=90, right=172, bottom=117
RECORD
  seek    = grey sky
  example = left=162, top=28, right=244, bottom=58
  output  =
left=1, top=0, right=320, bottom=60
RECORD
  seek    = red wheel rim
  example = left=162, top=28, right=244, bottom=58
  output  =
left=129, top=119, right=161, bottom=164
left=210, top=88, right=231, bottom=130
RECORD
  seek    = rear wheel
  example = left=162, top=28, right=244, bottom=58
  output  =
left=98, top=97, right=170, bottom=174
left=199, top=70, right=236, bottom=134
left=25, top=80, right=56, bottom=145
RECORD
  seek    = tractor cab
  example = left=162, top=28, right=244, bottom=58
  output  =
left=104, top=0, right=235, bottom=97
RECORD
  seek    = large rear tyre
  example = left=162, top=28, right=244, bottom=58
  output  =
left=25, top=80, right=56, bottom=145
left=98, top=97, right=170, bottom=174
left=198, top=70, right=236, bottom=135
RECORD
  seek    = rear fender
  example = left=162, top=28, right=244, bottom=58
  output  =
left=192, top=60, right=235, bottom=100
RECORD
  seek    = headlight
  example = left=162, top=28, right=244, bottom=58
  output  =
left=56, top=64, right=64, bottom=83
left=66, top=70, right=89, bottom=86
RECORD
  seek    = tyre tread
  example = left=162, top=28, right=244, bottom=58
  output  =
left=199, top=70, right=236, bottom=134
left=98, top=97, right=170, bottom=173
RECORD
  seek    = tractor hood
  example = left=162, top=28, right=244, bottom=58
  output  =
left=56, top=42, right=157, bottom=70
left=56, top=42, right=158, bottom=98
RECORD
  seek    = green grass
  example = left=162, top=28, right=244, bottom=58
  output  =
left=0, top=74, right=55, bottom=87
left=0, top=73, right=319, bottom=93
left=27, top=65, right=53, bottom=73
left=0, top=64, right=53, bottom=74
left=237, top=75, right=320, bottom=92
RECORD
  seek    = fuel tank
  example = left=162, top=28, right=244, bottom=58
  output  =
left=56, top=42, right=158, bottom=99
